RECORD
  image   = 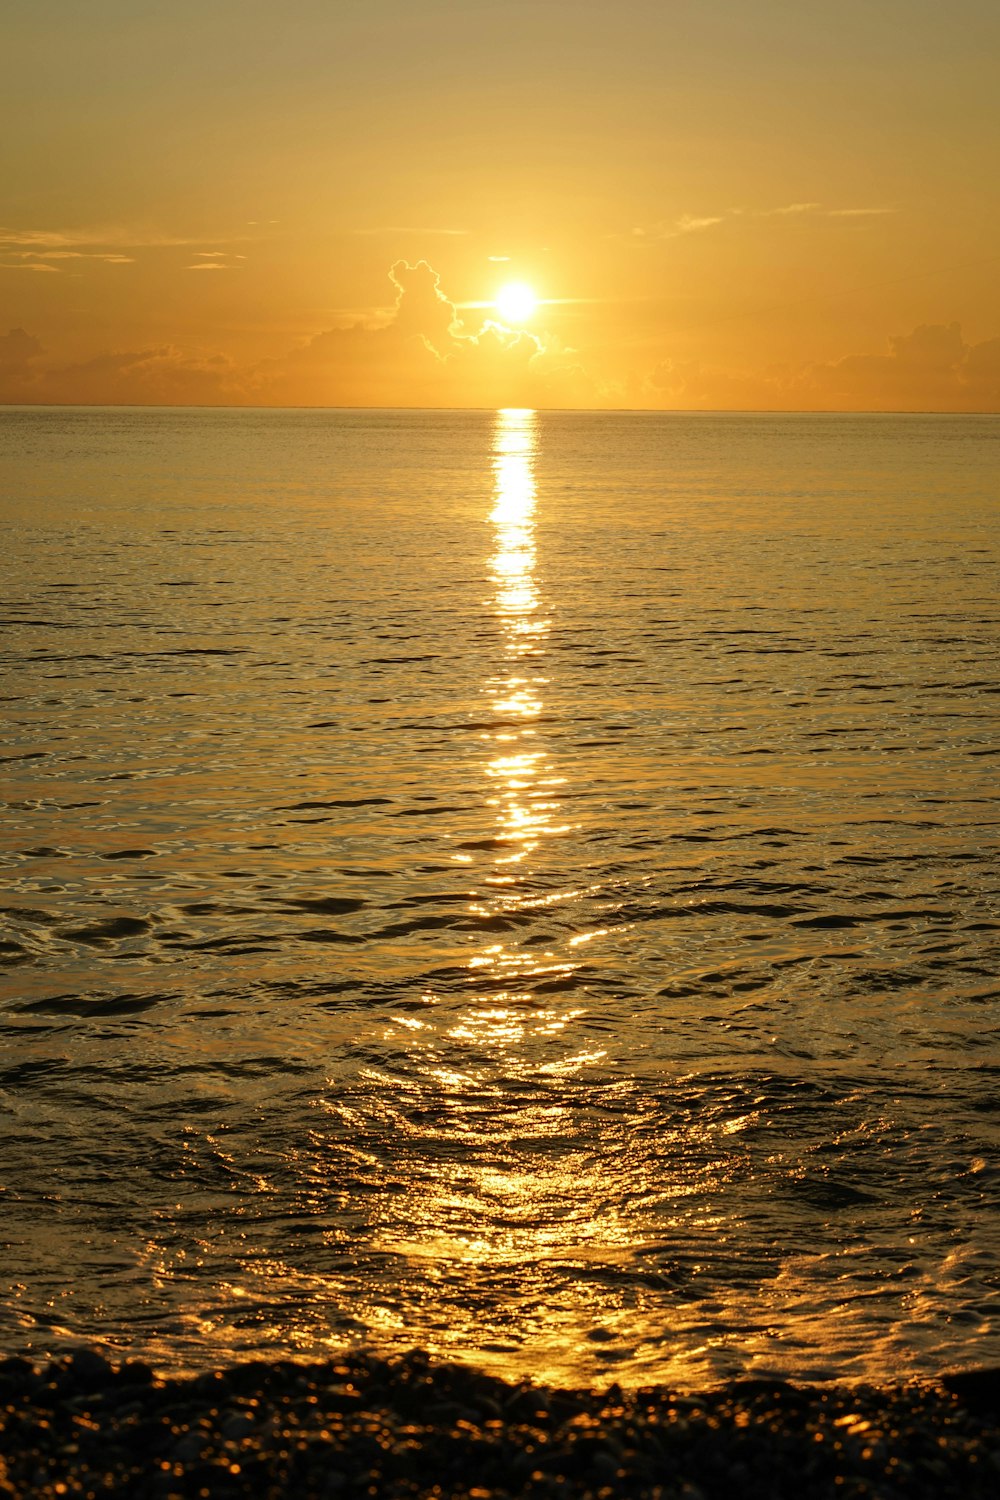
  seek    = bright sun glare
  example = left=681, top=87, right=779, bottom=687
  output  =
left=495, top=282, right=538, bottom=324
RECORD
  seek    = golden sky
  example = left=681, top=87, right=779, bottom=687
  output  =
left=2, top=0, right=999, bottom=410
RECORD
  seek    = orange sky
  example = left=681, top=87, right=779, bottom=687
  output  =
left=3, top=0, right=999, bottom=410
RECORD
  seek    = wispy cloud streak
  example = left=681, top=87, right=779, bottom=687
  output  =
left=629, top=202, right=896, bottom=242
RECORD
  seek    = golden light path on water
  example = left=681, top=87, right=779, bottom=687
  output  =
left=352, top=409, right=679, bottom=1389
left=461, top=407, right=596, bottom=1082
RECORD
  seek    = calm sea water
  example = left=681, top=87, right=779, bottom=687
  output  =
left=1, top=405, right=999, bottom=1390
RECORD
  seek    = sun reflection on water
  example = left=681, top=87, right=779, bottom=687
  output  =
left=474, top=407, right=581, bottom=1012
left=482, top=409, right=561, bottom=873
left=489, top=408, right=544, bottom=647
left=350, top=409, right=645, bottom=1386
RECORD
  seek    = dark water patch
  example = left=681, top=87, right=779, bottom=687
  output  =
left=455, top=837, right=518, bottom=850
left=294, top=928, right=367, bottom=945
left=455, top=912, right=536, bottom=933
left=866, top=907, right=955, bottom=921
left=782, top=1175, right=880, bottom=1210
left=0, top=905, right=62, bottom=926
left=792, top=914, right=863, bottom=929
left=17, top=992, right=175, bottom=1017
left=392, top=804, right=476, bottom=818
left=59, top=916, right=152, bottom=943
left=363, top=654, right=441, bottom=664
left=387, top=892, right=480, bottom=909
left=371, top=914, right=471, bottom=939
left=0, top=1057, right=71, bottom=1085
left=277, top=797, right=394, bottom=810
left=279, top=897, right=368, bottom=915
left=159, top=646, right=247, bottom=656
left=170, top=935, right=284, bottom=952
left=99, top=848, right=157, bottom=860
left=686, top=900, right=806, bottom=919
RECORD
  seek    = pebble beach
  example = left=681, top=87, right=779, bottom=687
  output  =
left=2, top=1350, right=999, bottom=1499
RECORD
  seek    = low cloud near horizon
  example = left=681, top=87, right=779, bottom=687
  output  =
left=653, top=322, right=1000, bottom=412
left=2, top=267, right=1000, bottom=412
left=256, top=259, right=593, bottom=409
left=0, top=261, right=592, bottom=410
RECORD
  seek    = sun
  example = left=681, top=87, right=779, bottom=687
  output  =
left=495, top=281, right=538, bottom=324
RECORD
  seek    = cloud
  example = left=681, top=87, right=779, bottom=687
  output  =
left=648, top=356, right=790, bottom=410
left=675, top=214, right=726, bottom=234
left=352, top=226, right=469, bottom=237
left=0, top=326, right=48, bottom=400
left=386, top=258, right=461, bottom=355
left=0, top=327, right=44, bottom=382
left=0, top=335, right=246, bottom=406
left=803, top=321, right=970, bottom=408
left=1, top=250, right=136, bottom=269
left=0, top=228, right=111, bottom=249
left=187, top=251, right=245, bottom=271
left=631, top=202, right=895, bottom=242
left=0, top=226, right=217, bottom=250
left=765, top=202, right=822, bottom=216
left=649, top=322, right=1000, bottom=411
left=26, top=250, right=134, bottom=262
left=825, top=207, right=895, bottom=218
left=962, top=337, right=1000, bottom=404
left=258, top=259, right=596, bottom=408
left=0, top=226, right=243, bottom=273
left=0, top=261, right=595, bottom=409
left=761, top=203, right=894, bottom=218
left=630, top=214, right=725, bottom=241
left=756, top=203, right=896, bottom=221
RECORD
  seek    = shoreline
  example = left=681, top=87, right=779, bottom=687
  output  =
left=1, top=1351, right=998, bottom=1498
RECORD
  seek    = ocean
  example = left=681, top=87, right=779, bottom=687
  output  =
left=1, top=405, right=998, bottom=1391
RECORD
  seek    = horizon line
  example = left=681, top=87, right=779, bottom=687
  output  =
left=2, top=401, right=998, bottom=418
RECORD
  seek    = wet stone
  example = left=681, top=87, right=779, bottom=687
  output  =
left=221, top=1411, right=256, bottom=1440
left=0, top=1350, right=999, bottom=1497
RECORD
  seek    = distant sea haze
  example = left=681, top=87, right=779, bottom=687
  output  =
left=1, top=406, right=998, bottom=1389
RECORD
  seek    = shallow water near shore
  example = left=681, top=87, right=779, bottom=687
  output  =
left=1, top=405, right=999, bottom=1390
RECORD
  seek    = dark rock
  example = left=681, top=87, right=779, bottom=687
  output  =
left=940, top=1367, right=1000, bottom=1415
left=119, top=1358, right=155, bottom=1386
left=194, top=1368, right=230, bottom=1398
left=65, top=1346, right=112, bottom=1390
left=221, top=1411, right=255, bottom=1440
left=171, top=1431, right=207, bottom=1464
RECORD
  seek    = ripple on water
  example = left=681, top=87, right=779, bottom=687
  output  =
left=1, top=407, right=999, bottom=1385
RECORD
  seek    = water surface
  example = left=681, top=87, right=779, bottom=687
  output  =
left=1, top=406, right=999, bottom=1388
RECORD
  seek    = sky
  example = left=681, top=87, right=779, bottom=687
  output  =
left=2, top=0, right=999, bottom=410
